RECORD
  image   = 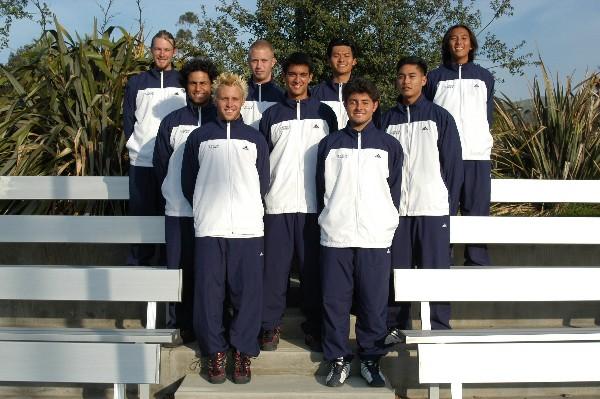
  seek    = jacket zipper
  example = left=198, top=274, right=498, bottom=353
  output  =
left=355, top=132, right=361, bottom=235
left=258, top=83, right=262, bottom=102
left=296, top=101, right=301, bottom=210
left=458, top=65, right=463, bottom=132
left=402, top=105, right=413, bottom=216
left=197, top=106, right=201, bottom=127
left=338, top=83, right=344, bottom=122
left=227, top=122, right=234, bottom=234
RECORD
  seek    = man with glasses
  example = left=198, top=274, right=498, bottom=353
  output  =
left=258, top=52, right=338, bottom=353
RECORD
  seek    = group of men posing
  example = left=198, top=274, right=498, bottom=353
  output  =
left=123, top=24, right=494, bottom=388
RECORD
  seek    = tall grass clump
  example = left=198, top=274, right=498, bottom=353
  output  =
left=492, top=61, right=600, bottom=215
left=0, top=17, right=149, bottom=214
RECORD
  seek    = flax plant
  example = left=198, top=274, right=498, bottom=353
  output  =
left=0, top=17, right=149, bottom=214
left=492, top=61, right=600, bottom=215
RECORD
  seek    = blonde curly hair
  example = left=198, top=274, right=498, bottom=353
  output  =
left=212, top=72, right=248, bottom=100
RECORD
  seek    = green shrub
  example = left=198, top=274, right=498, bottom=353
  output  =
left=0, top=18, right=149, bottom=214
left=492, top=60, right=600, bottom=216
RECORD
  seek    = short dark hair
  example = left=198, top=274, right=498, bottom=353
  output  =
left=151, top=30, right=176, bottom=48
left=442, top=24, right=478, bottom=65
left=342, top=77, right=380, bottom=103
left=326, top=38, right=358, bottom=58
left=282, top=52, right=314, bottom=74
left=396, top=56, right=428, bottom=75
left=180, top=57, right=219, bottom=87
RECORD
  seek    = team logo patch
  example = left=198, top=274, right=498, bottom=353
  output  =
left=209, top=144, right=220, bottom=149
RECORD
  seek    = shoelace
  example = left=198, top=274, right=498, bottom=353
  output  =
left=235, top=354, right=251, bottom=372
left=210, top=353, right=226, bottom=371
left=332, top=359, right=346, bottom=372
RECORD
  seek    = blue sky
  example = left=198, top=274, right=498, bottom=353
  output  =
left=2, top=0, right=599, bottom=100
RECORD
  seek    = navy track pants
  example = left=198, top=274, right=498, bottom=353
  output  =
left=460, top=160, right=492, bottom=266
left=321, top=246, right=391, bottom=361
left=262, top=213, right=321, bottom=337
left=388, top=215, right=451, bottom=330
left=127, top=165, right=165, bottom=266
left=165, top=216, right=195, bottom=331
left=193, top=237, right=264, bottom=357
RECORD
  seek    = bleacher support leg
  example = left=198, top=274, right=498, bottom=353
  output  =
left=114, top=383, right=125, bottom=399
left=139, top=383, right=150, bottom=399
left=451, top=382, right=463, bottom=399
left=428, top=384, right=439, bottom=399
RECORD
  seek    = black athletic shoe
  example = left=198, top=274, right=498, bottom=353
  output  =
left=360, top=359, right=386, bottom=387
left=325, top=357, right=351, bottom=387
left=384, top=327, right=404, bottom=346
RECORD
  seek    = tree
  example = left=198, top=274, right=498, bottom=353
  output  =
left=176, top=0, right=532, bottom=107
left=0, top=0, right=32, bottom=50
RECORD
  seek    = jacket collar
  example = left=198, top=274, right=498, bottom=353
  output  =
left=444, top=62, right=473, bottom=72
left=283, top=92, right=314, bottom=109
left=186, top=99, right=215, bottom=115
left=149, top=66, right=177, bottom=78
left=343, top=120, right=378, bottom=138
left=248, top=78, right=276, bottom=90
left=395, top=94, right=427, bottom=113
left=215, top=116, right=245, bottom=129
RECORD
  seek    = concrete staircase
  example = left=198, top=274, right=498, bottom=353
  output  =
left=158, top=308, right=397, bottom=398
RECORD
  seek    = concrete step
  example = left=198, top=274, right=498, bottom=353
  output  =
left=175, top=374, right=395, bottom=398
left=161, top=338, right=410, bottom=377
left=158, top=338, right=415, bottom=397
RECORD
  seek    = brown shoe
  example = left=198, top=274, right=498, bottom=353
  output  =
left=207, top=351, right=227, bottom=384
left=233, top=351, right=252, bottom=384
left=260, top=327, right=281, bottom=351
